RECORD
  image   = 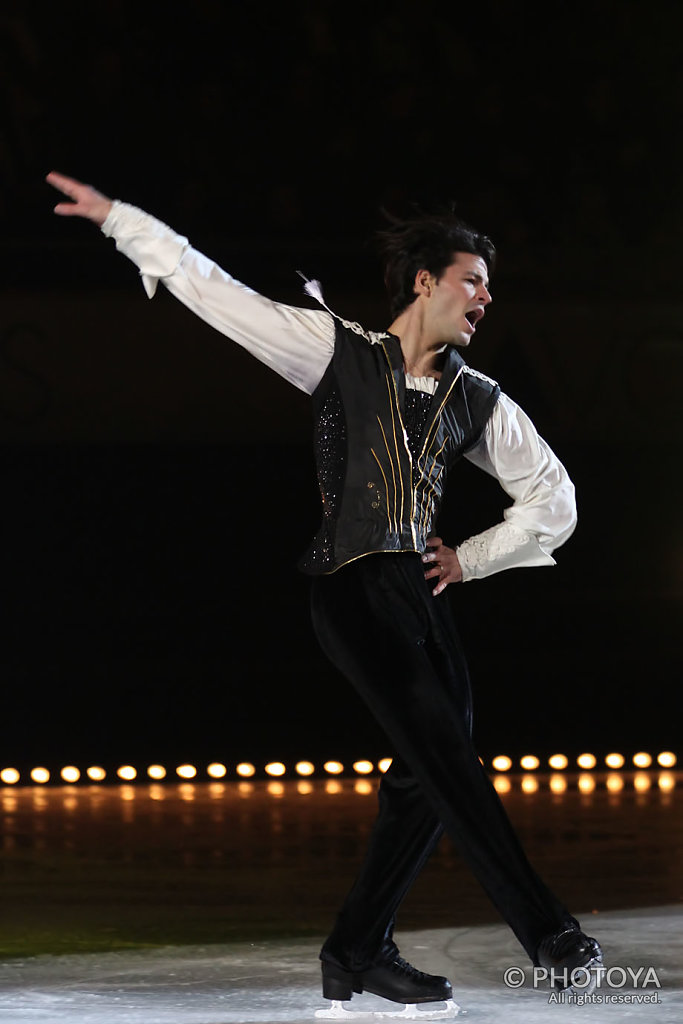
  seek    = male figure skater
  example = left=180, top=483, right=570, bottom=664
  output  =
left=46, top=171, right=603, bottom=1018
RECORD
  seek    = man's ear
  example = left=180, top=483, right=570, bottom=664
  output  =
left=414, top=269, right=433, bottom=298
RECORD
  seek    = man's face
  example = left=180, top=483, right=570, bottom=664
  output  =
left=424, top=252, right=492, bottom=347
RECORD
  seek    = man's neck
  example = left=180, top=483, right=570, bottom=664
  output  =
left=387, top=304, right=447, bottom=379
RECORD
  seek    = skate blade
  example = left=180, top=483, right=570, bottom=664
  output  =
left=315, top=998, right=462, bottom=1020
left=565, top=956, right=604, bottom=997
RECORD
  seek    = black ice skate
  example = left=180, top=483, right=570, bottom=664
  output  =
left=536, top=926, right=604, bottom=994
left=316, top=956, right=461, bottom=1019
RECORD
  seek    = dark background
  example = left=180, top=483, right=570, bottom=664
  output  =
left=1, top=0, right=681, bottom=770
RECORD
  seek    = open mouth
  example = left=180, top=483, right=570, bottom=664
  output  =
left=465, top=308, right=485, bottom=329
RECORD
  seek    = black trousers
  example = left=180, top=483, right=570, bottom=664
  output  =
left=310, top=553, right=578, bottom=972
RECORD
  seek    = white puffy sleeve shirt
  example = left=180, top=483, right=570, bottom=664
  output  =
left=101, top=201, right=577, bottom=581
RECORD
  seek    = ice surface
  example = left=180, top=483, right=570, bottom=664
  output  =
left=0, top=906, right=680, bottom=1024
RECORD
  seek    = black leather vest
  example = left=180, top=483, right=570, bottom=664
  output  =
left=298, top=320, right=500, bottom=575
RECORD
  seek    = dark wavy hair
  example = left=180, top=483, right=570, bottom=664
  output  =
left=376, top=205, right=496, bottom=319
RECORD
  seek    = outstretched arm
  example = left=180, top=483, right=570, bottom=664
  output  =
left=45, top=172, right=335, bottom=395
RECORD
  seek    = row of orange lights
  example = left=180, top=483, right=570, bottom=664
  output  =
left=0, top=751, right=676, bottom=786
left=0, top=760, right=385, bottom=786
left=491, top=751, right=677, bottom=772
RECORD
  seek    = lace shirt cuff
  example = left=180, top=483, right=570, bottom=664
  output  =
left=456, top=522, right=557, bottom=582
left=456, top=394, right=577, bottom=581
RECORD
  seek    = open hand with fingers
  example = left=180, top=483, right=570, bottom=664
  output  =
left=46, top=171, right=113, bottom=227
left=422, top=535, right=463, bottom=596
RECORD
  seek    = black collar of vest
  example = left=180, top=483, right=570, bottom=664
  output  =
left=383, top=331, right=467, bottom=417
